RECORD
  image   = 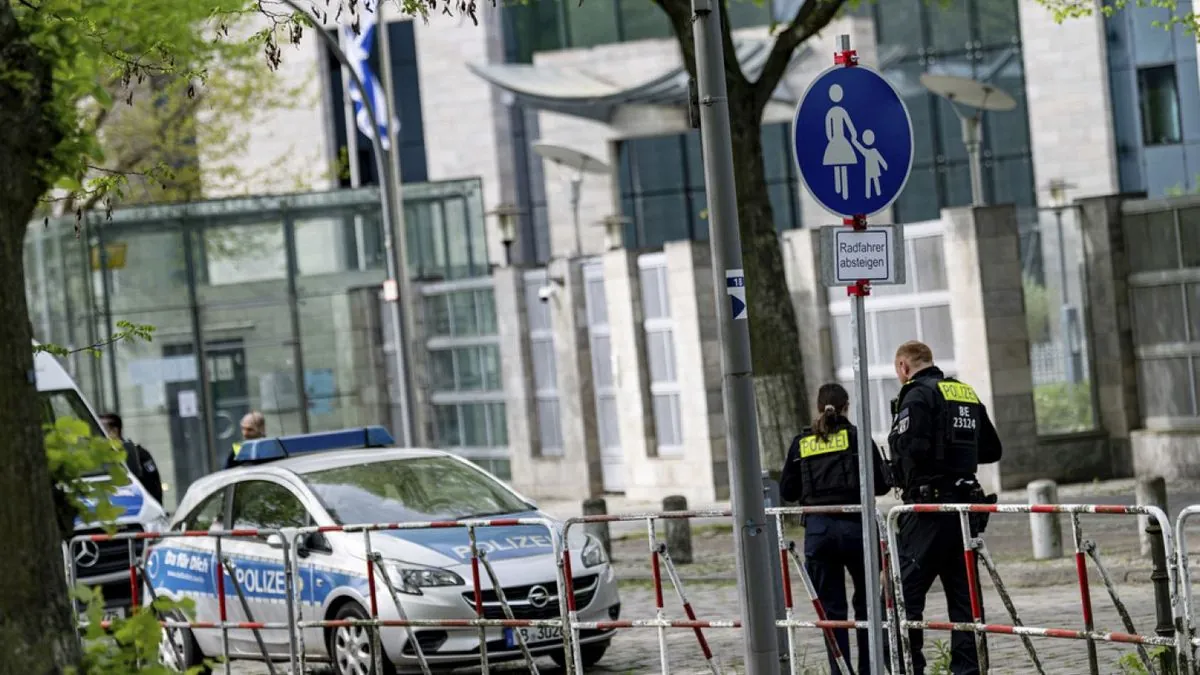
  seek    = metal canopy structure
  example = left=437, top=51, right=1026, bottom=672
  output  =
left=467, top=39, right=810, bottom=121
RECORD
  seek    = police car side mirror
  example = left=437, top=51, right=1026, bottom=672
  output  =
left=265, top=533, right=286, bottom=549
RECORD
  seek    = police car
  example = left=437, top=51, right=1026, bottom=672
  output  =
left=146, top=427, right=619, bottom=674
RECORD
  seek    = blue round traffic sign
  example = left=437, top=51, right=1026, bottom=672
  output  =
left=792, top=64, right=914, bottom=219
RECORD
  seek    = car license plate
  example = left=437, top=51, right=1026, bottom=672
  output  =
left=504, top=625, right=563, bottom=648
left=102, top=607, right=126, bottom=622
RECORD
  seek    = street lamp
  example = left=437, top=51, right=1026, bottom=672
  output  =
left=1045, top=178, right=1082, bottom=384
left=597, top=214, right=630, bottom=251
left=489, top=203, right=522, bottom=266
left=531, top=141, right=609, bottom=258
left=920, top=73, right=1017, bottom=207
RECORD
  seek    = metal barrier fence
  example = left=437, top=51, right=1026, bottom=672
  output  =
left=65, top=503, right=1195, bottom=674
left=885, top=503, right=1183, bottom=675
left=66, top=527, right=298, bottom=675
left=283, top=516, right=567, bottom=675
left=1175, top=505, right=1200, bottom=673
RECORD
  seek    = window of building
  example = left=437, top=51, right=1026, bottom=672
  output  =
left=826, top=224, right=955, bottom=438
left=619, top=123, right=803, bottom=250
left=638, top=254, right=683, bottom=454
left=523, top=268, right=563, bottom=455
left=323, top=20, right=428, bottom=186
left=582, top=261, right=621, bottom=456
left=502, top=0, right=776, bottom=61
left=1138, top=65, right=1183, bottom=146
left=423, top=282, right=510, bottom=479
left=405, top=192, right=490, bottom=281
left=871, top=0, right=1035, bottom=223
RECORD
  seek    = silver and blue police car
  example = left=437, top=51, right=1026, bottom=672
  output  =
left=145, top=427, right=619, bottom=674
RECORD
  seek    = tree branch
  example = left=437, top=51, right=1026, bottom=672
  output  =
left=753, top=0, right=848, bottom=112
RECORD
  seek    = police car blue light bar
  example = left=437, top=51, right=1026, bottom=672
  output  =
left=233, top=426, right=395, bottom=463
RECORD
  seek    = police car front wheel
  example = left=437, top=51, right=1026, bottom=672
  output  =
left=328, top=602, right=397, bottom=675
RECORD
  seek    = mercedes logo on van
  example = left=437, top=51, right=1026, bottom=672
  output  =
left=526, top=585, right=550, bottom=609
left=75, top=541, right=101, bottom=568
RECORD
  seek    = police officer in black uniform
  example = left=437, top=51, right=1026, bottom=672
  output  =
left=781, top=382, right=891, bottom=675
left=100, top=413, right=164, bottom=504
left=887, top=341, right=1002, bottom=675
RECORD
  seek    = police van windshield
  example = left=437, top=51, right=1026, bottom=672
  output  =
left=41, top=389, right=109, bottom=477
left=302, top=457, right=533, bottom=524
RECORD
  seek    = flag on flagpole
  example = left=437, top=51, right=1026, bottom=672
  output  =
left=341, top=11, right=391, bottom=151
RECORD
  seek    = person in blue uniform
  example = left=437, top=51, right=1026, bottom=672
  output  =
left=887, top=340, right=1002, bottom=675
left=781, top=382, right=892, bottom=675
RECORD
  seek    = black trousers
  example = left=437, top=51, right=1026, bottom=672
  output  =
left=896, top=512, right=982, bottom=675
left=804, top=514, right=888, bottom=675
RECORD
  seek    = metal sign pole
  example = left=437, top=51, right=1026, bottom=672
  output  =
left=793, top=29, right=914, bottom=675
left=847, top=214, right=886, bottom=675
left=689, top=0, right=781, bottom=670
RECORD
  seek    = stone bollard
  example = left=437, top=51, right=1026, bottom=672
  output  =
left=1027, top=479, right=1063, bottom=560
left=1137, top=476, right=1169, bottom=558
left=662, top=495, right=693, bottom=564
left=582, top=497, right=612, bottom=560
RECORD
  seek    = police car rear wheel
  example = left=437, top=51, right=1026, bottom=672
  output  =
left=329, top=602, right=396, bottom=675
left=158, top=609, right=209, bottom=674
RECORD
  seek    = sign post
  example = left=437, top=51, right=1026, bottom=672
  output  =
left=792, top=34, right=913, bottom=675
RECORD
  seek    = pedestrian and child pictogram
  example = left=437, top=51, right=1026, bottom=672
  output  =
left=793, top=65, right=915, bottom=218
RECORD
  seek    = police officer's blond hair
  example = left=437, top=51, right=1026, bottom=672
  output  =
left=895, top=340, right=934, bottom=368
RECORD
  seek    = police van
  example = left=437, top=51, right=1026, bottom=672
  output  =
left=38, top=346, right=170, bottom=621
left=146, top=427, right=620, bottom=675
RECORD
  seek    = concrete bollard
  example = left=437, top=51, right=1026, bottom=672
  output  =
left=662, top=495, right=693, bottom=564
left=1027, top=479, right=1063, bottom=560
left=582, top=497, right=612, bottom=560
left=1136, top=476, right=1168, bottom=558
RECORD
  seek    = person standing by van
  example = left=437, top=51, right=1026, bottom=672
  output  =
left=100, top=413, right=164, bottom=504
left=780, top=383, right=892, bottom=675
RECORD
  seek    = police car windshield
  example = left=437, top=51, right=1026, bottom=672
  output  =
left=301, top=456, right=533, bottom=524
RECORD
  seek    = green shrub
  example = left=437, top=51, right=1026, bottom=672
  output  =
left=1023, top=276, right=1051, bottom=344
left=1033, top=380, right=1095, bottom=434
left=72, top=586, right=207, bottom=675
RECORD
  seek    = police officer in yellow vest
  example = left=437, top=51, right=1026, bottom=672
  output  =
left=781, top=383, right=891, bottom=675
left=224, top=411, right=266, bottom=469
left=887, top=341, right=1002, bottom=675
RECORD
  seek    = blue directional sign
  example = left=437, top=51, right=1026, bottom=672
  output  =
left=792, top=64, right=914, bottom=219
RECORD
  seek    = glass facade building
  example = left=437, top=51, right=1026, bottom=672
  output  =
left=24, top=178, right=498, bottom=510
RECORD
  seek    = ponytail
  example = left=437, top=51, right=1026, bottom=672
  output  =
left=811, top=383, right=850, bottom=441
left=814, top=404, right=838, bottom=441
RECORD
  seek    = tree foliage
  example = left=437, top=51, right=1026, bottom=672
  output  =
left=1034, top=0, right=1200, bottom=36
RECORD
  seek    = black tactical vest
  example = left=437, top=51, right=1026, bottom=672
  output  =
left=888, top=375, right=981, bottom=489
left=796, top=423, right=861, bottom=506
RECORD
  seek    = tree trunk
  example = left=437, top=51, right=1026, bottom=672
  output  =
left=727, top=87, right=810, bottom=471
left=0, top=1, right=83, bottom=671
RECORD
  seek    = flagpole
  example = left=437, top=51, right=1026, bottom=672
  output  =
left=284, top=0, right=416, bottom=446
left=371, top=6, right=419, bottom=449
left=336, top=29, right=369, bottom=283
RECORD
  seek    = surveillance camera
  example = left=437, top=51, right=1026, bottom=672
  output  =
left=537, top=285, right=558, bottom=303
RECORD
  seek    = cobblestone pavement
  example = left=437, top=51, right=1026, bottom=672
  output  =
left=229, top=577, right=1165, bottom=674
